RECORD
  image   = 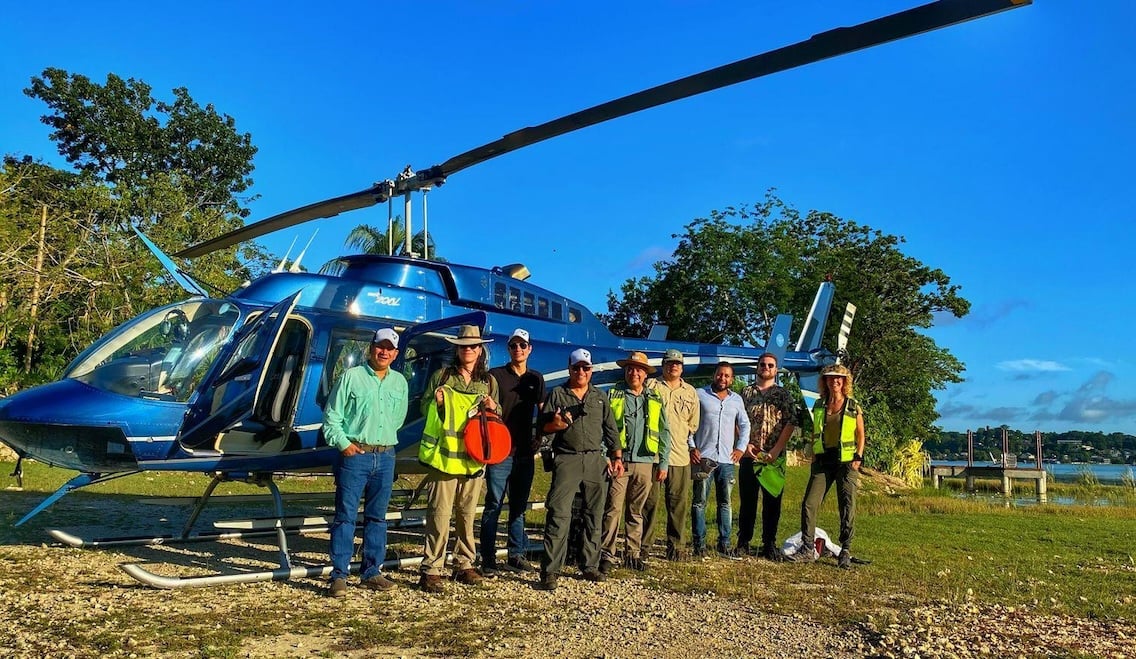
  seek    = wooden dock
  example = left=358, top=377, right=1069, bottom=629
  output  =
left=930, top=464, right=1047, bottom=501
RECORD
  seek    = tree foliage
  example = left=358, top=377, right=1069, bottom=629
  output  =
left=600, top=192, right=970, bottom=468
left=25, top=68, right=257, bottom=219
left=0, top=69, right=272, bottom=393
left=320, top=220, right=443, bottom=273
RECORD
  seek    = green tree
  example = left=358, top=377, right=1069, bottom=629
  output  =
left=25, top=68, right=257, bottom=219
left=320, top=220, right=442, bottom=273
left=1, top=70, right=272, bottom=392
left=601, top=191, right=969, bottom=469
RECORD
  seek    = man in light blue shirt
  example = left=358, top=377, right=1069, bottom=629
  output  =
left=690, top=361, right=750, bottom=556
left=323, top=328, right=408, bottom=597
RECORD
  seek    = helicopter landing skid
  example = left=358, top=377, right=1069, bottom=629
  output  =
left=48, top=524, right=328, bottom=549
left=120, top=542, right=544, bottom=589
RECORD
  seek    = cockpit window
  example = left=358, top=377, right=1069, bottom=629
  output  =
left=66, top=300, right=242, bottom=402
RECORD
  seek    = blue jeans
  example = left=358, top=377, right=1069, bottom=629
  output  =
left=479, top=455, right=536, bottom=563
left=329, top=449, right=395, bottom=581
left=691, top=461, right=735, bottom=551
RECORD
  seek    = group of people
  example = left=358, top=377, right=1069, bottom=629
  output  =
left=319, top=324, right=866, bottom=597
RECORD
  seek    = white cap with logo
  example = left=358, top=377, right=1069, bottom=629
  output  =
left=509, top=328, right=530, bottom=344
left=569, top=348, right=592, bottom=366
left=371, top=328, right=399, bottom=348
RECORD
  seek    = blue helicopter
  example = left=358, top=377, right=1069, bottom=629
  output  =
left=0, top=0, right=1030, bottom=587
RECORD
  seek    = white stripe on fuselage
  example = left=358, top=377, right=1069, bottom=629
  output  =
left=544, top=355, right=762, bottom=381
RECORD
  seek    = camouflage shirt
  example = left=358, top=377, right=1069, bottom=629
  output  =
left=740, top=384, right=797, bottom=450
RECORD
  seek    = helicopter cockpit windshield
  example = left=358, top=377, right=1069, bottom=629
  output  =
left=65, top=300, right=242, bottom=402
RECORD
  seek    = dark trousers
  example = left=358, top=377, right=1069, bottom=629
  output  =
left=800, top=457, right=858, bottom=551
left=541, top=452, right=608, bottom=577
left=479, top=455, right=536, bottom=564
left=640, top=463, right=691, bottom=556
left=736, top=456, right=783, bottom=551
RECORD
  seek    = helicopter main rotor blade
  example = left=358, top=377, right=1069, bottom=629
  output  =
left=428, top=0, right=1031, bottom=179
left=176, top=186, right=386, bottom=258
left=177, top=0, right=1030, bottom=259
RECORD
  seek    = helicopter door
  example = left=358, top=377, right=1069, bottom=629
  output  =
left=177, top=292, right=302, bottom=450
left=394, top=311, right=488, bottom=426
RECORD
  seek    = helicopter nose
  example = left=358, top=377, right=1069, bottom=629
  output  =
left=0, top=381, right=141, bottom=473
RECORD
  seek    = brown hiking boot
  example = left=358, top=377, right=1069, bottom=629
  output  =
left=453, top=567, right=484, bottom=586
left=361, top=573, right=395, bottom=591
left=327, top=577, right=347, bottom=598
left=418, top=573, right=444, bottom=594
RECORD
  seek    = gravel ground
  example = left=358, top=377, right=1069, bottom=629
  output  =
left=2, top=536, right=1133, bottom=658
left=1, top=483, right=1133, bottom=658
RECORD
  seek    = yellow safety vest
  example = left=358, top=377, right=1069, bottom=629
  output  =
left=419, top=386, right=483, bottom=476
left=609, top=388, right=663, bottom=454
left=812, top=398, right=859, bottom=463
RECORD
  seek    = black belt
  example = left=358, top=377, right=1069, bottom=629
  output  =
left=352, top=443, right=392, bottom=453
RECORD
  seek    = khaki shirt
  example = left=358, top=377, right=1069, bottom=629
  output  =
left=647, top=377, right=699, bottom=467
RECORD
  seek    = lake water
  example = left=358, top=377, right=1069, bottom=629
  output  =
left=932, top=460, right=1134, bottom=484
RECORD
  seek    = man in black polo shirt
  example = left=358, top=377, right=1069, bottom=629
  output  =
left=537, top=348, right=621, bottom=590
left=481, top=328, right=546, bottom=575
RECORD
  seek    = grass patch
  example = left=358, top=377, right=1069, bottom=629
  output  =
left=1, top=459, right=1133, bottom=656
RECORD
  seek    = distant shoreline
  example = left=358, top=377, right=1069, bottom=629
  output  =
left=931, top=459, right=1134, bottom=484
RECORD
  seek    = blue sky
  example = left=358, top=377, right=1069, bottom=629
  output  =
left=3, top=1, right=1134, bottom=435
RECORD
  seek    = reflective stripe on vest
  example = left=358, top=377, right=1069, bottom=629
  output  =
left=609, top=389, right=663, bottom=454
left=812, top=398, right=858, bottom=463
left=419, top=386, right=483, bottom=476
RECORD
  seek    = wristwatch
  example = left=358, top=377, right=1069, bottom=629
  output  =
left=853, top=453, right=863, bottom=461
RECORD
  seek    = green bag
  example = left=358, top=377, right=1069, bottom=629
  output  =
left=755, top=454, right=787, bottom=497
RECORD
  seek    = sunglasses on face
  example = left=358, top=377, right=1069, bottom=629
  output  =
left=458, top=345, right=481, bottom=351
left=759, top=363, right=777, bottom=369
left=508, top=341, right=530, bottom=350
left=570, top=364, right=592, bottom=372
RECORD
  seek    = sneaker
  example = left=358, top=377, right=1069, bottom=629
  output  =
left=505, top=555, right=537, bottom=573
left=627, top=557, right=645, bottom=572
left=480, top=561, right=499, bottom=579
left=838, top=550, right=852, bottom=569
left=535, top=574, right=559, bottom=591
left=418, top=573, right=444, bottom=593
left=734, top=543, right=752, bottom=557
left=327, top=577, right=347, bottom=598
left=788, top=545, right=817, bottom=563
left=664, top=546, right=685, bottom=562
left=453, top=567, right=484, bottom=586
left=692, top=546, right=708, bottom=558
left=598, top=559, right=616, bottom=575
left=361, top=573, right=395, bottom=591
left=580, top=569, right=606, bottom=583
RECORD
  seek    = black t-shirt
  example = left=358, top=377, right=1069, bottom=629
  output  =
left=488, top=365, right=546, bottom=457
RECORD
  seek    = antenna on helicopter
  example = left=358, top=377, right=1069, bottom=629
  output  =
left=386, top=197, right=394, bottom=256
left=398, top=166, right=415, bottom=257
left=273, top=236, right=298, bottom=273
left=289, top=229, right=319, bottom=273
left=421, top=185, right=431, bottom=260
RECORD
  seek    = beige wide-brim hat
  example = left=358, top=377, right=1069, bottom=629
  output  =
left=617, top=351, right=656, bottom=375
left=444, top=325, right=494, bottom=346
left=821, top=364, right=851, bottom=378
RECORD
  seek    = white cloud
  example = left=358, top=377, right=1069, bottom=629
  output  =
left=996, top=359, right=1071, bottom=373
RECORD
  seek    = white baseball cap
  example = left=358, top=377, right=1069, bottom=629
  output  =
left=569, top=348, right=592, bottom=366
left=509, top=328, right=530, bottom=344
left=371, top=328, right=399, bottom=348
